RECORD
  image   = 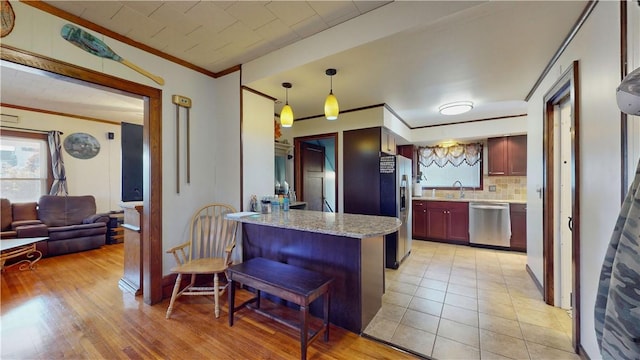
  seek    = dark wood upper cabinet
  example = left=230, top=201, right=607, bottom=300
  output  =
left=397, top=145, right=416, bottom=176
left=488, top=135, right=527, bottom=176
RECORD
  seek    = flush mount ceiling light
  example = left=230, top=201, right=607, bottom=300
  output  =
left=439, top=101, right=474, bottom=115
left=280, top=82, right=294, bottom=127
left=324, top=68, right=339, bottom=120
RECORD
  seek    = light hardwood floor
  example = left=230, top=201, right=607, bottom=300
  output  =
left=0, top=243, right=417, bottom=360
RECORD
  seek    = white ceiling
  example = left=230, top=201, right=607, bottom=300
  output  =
left=1, top=60, right=145, bottom=124
left=1, top=1, right=589, bottom=131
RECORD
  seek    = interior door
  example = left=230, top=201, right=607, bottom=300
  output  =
left=558, top=98, right=573, bottom=309
left=301, top=142, right=325, bottom=211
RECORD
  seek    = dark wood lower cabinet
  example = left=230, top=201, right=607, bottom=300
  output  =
left=412, top=200, right=427, bottom=238
left=413, top=200, right=469, bottom=244
left=510, top=203, right=527, bottom=251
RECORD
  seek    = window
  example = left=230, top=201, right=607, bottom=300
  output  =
left=417, top=143, right=483, bottom=189
left=0, top=130, right=51, bottom=202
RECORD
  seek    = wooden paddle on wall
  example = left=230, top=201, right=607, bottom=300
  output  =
left=61, top=24, right=165, bottom=86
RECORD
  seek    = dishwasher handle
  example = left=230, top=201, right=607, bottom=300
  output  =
left=469, top=203, right=509, bottom=210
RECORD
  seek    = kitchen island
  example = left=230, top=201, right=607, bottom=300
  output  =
left=229, top=209, right=401, bottom=334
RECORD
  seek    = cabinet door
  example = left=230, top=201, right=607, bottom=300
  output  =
left=447, top=202, right=469, bottom=243
left=412, top=201, right=427, bottom=239
left=381, top=128, right=396, bottom=155
left=398, top=145, right=416, bottom=177
left=488, top=137, right=508, bottom=175
left=508, top=135, right=527, bottom=176
left=426, top=205, right=447, bottom=240
left=510, top=203, right=527, bottom=251
left=343, top=128, right=381, bottom=215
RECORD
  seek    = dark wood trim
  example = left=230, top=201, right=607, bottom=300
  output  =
left=411, top=113, right=528, bottom=130
left=525, top=1, right=597, bottom=101
left=294, top=132, right=339, bottom=213
left=21, top=1, right=239, bottom=79
left=1, top=44, right=164, bottom=305
left=295, top=104, right=386, bottom=121
left=241, top=85, right=277, bottom=101
left=525, top=264, right=544, bottom=296
left=620, top=0, right=628, bottom=201
left=578, top=344, right=592, bottom=360
left=0, top=128, right=53, bottom=192
left=383, top=104, right=412, bottom=130
left=217, top=64, right=242, bottom=78
left=542, top=61, right=580, bottom=353
left=572, top=62, right=581, bottom=354
left=240, top=72, right=245, bottom=211
left=289, top=102, right=526, bottom=131
left=1, top=102, right=121, bottom=125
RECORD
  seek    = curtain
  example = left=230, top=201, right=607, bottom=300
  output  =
left=594, top=157, right=640, bottom=360
left=48, top=130, right=68, bottom=196
left=418, top=143, right=482, bottom=168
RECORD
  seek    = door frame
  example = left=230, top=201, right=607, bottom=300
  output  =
left=0, top=44, right=164, bottom=305
left=542, top=60, right=580, bottom=351
left=294, top=133, right=339, bottom=212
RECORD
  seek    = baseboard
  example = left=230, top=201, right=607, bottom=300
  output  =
left=526, top=264, right=543, bottom=296
left=161, top=273, right=178, bottom=299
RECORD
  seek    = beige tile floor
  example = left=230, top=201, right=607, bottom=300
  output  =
left=364, top=240, right=579, bottom=360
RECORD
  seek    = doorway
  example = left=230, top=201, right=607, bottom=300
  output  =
left=1, top=45, right=164, bottom=304
left=294, top=133, right=338, bottom=212
left=542, top=60, right=580, bottom=351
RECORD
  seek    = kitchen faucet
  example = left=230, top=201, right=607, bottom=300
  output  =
left=452, top=180, right=465, bottom=198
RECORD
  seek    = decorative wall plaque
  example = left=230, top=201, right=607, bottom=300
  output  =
left=63, top=133, right=101, bottom=159
left=1, top=0, right=15, bottom=37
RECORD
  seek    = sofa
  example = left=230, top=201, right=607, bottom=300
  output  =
left=37, top=195, right=109, bottom=256
left=1, top=198, right=49, bottom=255
left=1, top=195, right=109, bottom=257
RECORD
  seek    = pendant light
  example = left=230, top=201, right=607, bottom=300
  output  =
left=280, top=82, right=294, bottom=127
left=324, top=68, right=339, bottom=120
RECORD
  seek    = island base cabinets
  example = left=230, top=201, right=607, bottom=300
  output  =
left=412, top=200, right=427, bottom=239
left=488, top=135, right=527, bottom=176
left=424, top=201, right=469, bottom=244
left=510, top=203, right=527, bottom=252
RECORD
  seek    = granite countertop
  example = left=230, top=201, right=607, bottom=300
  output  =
left=412, top=197, right=526, bottom=204
left=227, top=209, right=401, bottom=239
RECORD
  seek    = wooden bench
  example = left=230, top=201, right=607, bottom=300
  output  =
left=227, top=257, right=333, bottom=360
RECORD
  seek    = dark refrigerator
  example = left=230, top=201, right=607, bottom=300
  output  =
left=380, top=155, right=412, bottom=269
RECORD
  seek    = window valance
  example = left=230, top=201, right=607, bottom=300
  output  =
left=418, top=143, right=482, bottom=168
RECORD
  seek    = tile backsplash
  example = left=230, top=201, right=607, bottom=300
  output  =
left=430, top=176, right=527, bottom=201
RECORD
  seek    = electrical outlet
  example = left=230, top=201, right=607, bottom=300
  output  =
left=489, top=185, right=497, bottom=192
left=172, top=95, right=192, bottom=108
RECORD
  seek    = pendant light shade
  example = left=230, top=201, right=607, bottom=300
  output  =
left=324, top=68, right=339, bottom=120
left=280, top=82, right=294, bottom=127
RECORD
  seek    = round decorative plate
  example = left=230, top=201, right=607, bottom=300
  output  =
left=63, top=133, right=100, bottom=159
left=1, top=1, right=15, bottom=38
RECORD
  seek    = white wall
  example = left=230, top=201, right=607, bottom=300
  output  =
left=242, top=89, right=275, bottom=211
left=4, top=2, right=241, bottom=275
left=0, top=108, right=124, bottom=212
left=526, top=2, right=623, bottom=358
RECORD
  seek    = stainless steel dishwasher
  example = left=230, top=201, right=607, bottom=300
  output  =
left=468, top=202, right=511, bottom=247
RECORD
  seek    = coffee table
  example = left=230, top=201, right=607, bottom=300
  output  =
left=1, top=237, right=47, bottom=271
